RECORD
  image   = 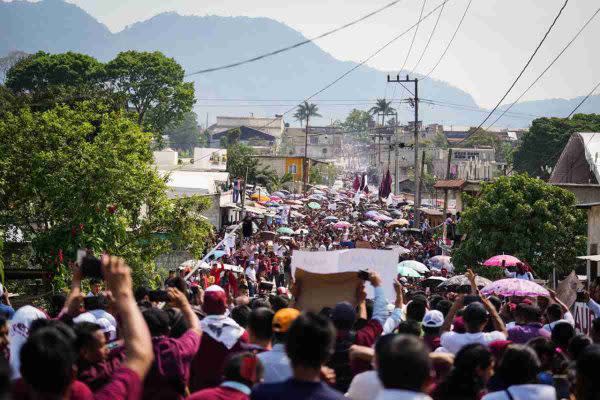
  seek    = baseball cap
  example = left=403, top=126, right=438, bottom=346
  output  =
left=272, top=308, right=300, bottom=333
left=422, top=310, right=444, bottom=328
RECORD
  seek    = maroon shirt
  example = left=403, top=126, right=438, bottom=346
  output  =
left=189, top=330, right=249, bottom=391
left=423, top=334, right=441, bottom=352
left=349, top=319, right=383, bottom=375
left=188, top=386, right=250, bottom=400
left=143, top=329, right=202, bottom=400
left=78, top=347, right=126, bottom=391
left=12, top=367, right=142, bottom=400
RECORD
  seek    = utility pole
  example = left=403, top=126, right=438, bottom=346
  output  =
left=443, top=148, right=453, bottom=215
left=303, top=118, right=309, bottom=194
left=388, top=74, right=420, bottom=226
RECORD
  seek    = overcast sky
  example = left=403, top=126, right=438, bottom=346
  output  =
left=60, top=0, right=600, bottom=108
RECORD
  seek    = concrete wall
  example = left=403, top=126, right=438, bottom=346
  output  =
left=553, top=184, right=600, bottom=204
left=587, top=205, right=600, bottom=279
left=153, top=150, right=178, bottom=167
left=193, top=148, right=227, bottom=170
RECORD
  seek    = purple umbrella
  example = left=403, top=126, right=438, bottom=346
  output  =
left=480, top=278, right=549, bottom=297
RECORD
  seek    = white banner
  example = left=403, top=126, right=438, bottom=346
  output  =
left=291, top=248, right=400, bottom=301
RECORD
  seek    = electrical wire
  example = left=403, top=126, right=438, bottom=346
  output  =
left=456, top=0, right=570, bottom=144
left=486, top=5, right=600, bottom=128
left=184, top=0, right=405, bottom=76
left=390, top=0, right=428, bottom=103
left=567, top=79, right=600, bottom=118
left=421, top=0, right=474, bottom=80
left=412, top=0, right=447, bottom=73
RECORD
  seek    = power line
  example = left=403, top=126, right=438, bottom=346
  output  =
left=247, top=0, right=451, bottom=134
left=390, top=0, right=428, bottom=103
left=184, top=0, right=405, bottom=77
left=422, top=0, right=474, bottom=79
left=457, top=0, right=570, bottom=144
left=411, top=0, right=447, bottom=73
left=486, top=5, right=600, bottom=128
left=567, top=79, right=600, bottom=118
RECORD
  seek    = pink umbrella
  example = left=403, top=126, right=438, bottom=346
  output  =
left=269, top=196, right=283, bottom=202
left=480, top=278, right=549, bottom=298
left=333, top=221, right=352, bottom=229
left=483, top=254, right=522, bottom=268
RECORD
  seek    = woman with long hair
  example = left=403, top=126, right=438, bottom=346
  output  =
left=432, top=343, right=494, bottom=400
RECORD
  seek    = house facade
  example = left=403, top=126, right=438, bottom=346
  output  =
left=282, top=126, right=343, bottom=160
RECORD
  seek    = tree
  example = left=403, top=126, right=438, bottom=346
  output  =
left=452, top=174, right=586, bottom=279
left=513, top=114, right=600, bottom=179
left=164, top=111, right=206, bottom=152
left=0, top=103, right=213, bottom=287
left=340, top=109, right=374, bottom=138
left=5, top=51, right=111, bottom=111
left=293, top=108, right=307, bottom=128
left=256, top=170, right=294, bottom=192
left=296, top=101, right=321, bottom=191
left=432, top=132, right=449, bottom=149
left=369, top=98, right=395, bottom=126
left=105, top=51, right=195, bottom=136
left=226, top=143, right=267, bottom=183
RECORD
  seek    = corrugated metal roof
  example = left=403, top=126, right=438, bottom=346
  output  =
left=434, top=179, right=467, bottom=189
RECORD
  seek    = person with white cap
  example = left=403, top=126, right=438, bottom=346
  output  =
left=189, top=285, right=249, bottom=391
left=422, top=310, right=444, bottom=352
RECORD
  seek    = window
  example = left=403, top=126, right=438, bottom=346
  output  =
left=288, top=164, right=297, bottom=174
left=310, top=136, right=318, bottom=145
left=322, top=148, right=328, bottom=154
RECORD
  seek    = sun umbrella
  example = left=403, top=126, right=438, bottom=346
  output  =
left=290, top=211, right=305, bottom=219
left=375, top=214, right=393, bottom=222
left=390, top=210, right=404, bottom=217
left=438, top=275, right=492, bottom=290
left=483, top=255, right=522, bottom=268
left=276, top=227, right=294, bottom=235
left=307, top=202, right=321, bottom=210
left=269, top=196, right=283, bottom=202
left=279, top=236, right=292, bottom=241
left=387, top=219, right=409, bottom=228
left=211, top=250, right=227, bottom=259
left=397, top=266, right=422, bottom=278
left=264, top=202, right=280, bottom=207
left=285, top=199, right=303, bottom=205
left=364, top=210, right=379, bottom=219
left=333, top=221, right=352, bottom=229
left=398, top=260, right=429, bottom=274
left=271, top=191, right=287, bottom=199
left=422, top=276, right=448, bottom=288
left=324, top=216, right=339, bottom=222
left=295, top=228, right=309, bottom=235
left=362, top=220, right=379, bottom=228
left=250, top=193, right=269, bottom=202
left=480, top=278, right=549, bottom=297
left=428, top=256, right=454, bottom=272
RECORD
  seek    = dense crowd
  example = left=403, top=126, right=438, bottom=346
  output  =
left=0, top=184, right=599, bottom=400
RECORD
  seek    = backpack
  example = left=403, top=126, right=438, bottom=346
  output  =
left=326, top=331, right=356, bottom=393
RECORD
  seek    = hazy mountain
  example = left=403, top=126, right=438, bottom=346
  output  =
left=1, top=0, right=597, bottom=128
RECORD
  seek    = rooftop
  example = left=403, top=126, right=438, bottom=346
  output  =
left=433, top=179, right=467, bottom=189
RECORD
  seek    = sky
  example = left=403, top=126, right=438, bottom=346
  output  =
left=23, top=0, right=600, bottom=108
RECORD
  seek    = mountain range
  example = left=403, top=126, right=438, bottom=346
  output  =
left=1, top=0, right=599, bottom=128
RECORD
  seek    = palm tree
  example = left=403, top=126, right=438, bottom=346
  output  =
left=295, top=101, right=321, bottom=192
left=256, top=169, right=295, bottom=192
left=369, top=98, right=395, bottom=126
left=293, top=109, right=307, bottom=128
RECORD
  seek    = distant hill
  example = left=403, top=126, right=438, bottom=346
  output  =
left=1, top=0, right=598, bottom=128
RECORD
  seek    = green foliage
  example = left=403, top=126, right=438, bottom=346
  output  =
left=513, top=114, right=600, bottom=179
left=432, top=132, right=449, bottom=149
left=369, top=98, right=395, bottom=126
left=164, top=111, right=206, bottom=151
left=219, top=128, right=242, bottom=148
left=340, top=109, right=374, bottom=139
left=452, top=174, right=587, bottom=279
left=6, top=51, right=105, bottom=93
left=105, top=51, right=195, bottom=136
left=256, top=170, right=294, bottom=192
left=0, top=104, right=213, bottom=288
left=295, top=101, right=321, bottom=128
left=309, top=164, right=337, bottom=185
left=226, top=143, right=264, bottom=183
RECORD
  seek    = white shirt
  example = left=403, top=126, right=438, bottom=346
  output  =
left=346, top=370, right=382, bottom=400
left=256, top=344, right=292, bottom=384
left=440, top=331, right=507, bottom=354
left=542, top=312, right=574, bottom=332
left=318, top=244, right=327, bottom=251
left=245, top=266, right=256, bottom=282
left=375, top=389, right=432, bottom=400
left=482, top=384, right=556, bottom=400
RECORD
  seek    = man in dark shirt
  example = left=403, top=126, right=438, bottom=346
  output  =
left=251, top=312, right=344, bottom=400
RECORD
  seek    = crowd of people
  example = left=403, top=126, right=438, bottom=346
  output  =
left=0, top=182, right=600, bottom=400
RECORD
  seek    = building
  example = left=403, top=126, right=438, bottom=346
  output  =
left=153, top=149, right=238, bottom=230
left=432, top=147, right=502, bottom=181
left=192, top=148, right=227, bottom=171
left=209, top=126, right=278, bottom=149
left=576, top=202, right=600, bottom=280
left=208, top=115, right=285, bottom=139
left=282, top=126, right=343, bottom=160
left=251, top=155, right=331, bottom=191
left=549, top=132, right=600, bottom=203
